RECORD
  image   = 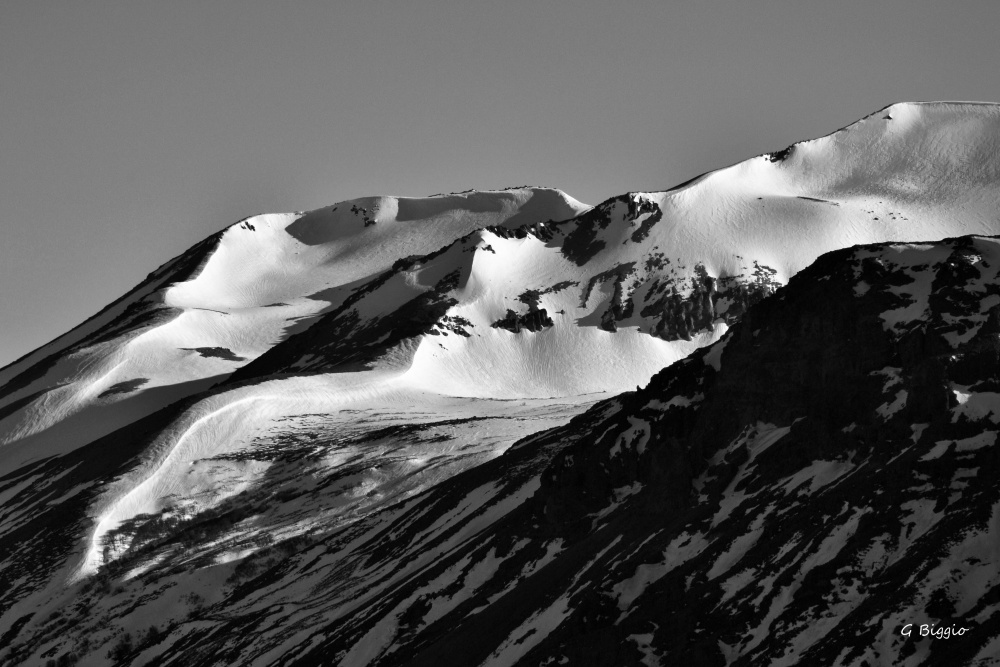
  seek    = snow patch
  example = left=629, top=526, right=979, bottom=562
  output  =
left=614, top=532, right=709, bottom=610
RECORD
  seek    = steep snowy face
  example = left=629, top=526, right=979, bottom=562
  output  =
left=4, top=102, right=1000, bottom=666
left=0, top=188, right=588, bottom=460
left=229, top=102, right=1000, bottom=394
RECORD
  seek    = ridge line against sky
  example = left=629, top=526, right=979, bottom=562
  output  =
left=3, top=0, right=1000, bottom=368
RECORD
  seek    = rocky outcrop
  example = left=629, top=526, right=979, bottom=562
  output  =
left=491, top=308, right=554, bottom=333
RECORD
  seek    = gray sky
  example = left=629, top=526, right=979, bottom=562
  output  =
left=3, top=0, right=999, bottom=367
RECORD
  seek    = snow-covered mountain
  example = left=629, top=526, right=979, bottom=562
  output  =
left=3, top=102, right=1000, bottom=666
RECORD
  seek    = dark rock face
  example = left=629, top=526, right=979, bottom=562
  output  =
left=559, top=200, right=615, bottom=265
left=560, top=193, right=665, bottom=265
left=546, top=191, right=789, bottom=339
left=612, top=260, right=782, bottom=341
left=491, top=284, right=578, bottom=333
left=579, top=263, right=637, bottom=333
left=430, top=315, right=474, bottom=337
left=627, top=195, right=662, bottom=243
left=181, top=347, right=246, bottom=362
left=491, top=308, right=554, bottom=333
left=350, top=203, right=377, bottom=227
left=768, top=145, right=794, bottom=162
left=98, top=378, right=150, bottom=397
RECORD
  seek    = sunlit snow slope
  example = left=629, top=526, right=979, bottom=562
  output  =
left=3, top=102, right=1000, bottom=666
left=0, top=188, right=587, bottom=462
